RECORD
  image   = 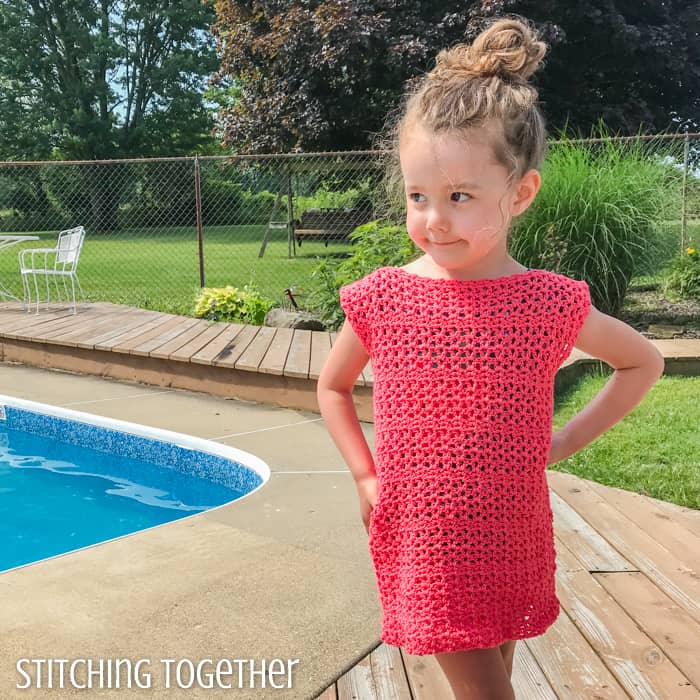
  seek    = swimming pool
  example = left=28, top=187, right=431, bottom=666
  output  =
left=0, top=394, right=270, bottom=573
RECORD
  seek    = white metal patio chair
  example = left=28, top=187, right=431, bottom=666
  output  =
left=19, top=226, right=86, bottom=314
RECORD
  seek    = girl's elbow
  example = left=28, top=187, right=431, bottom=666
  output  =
left=650, top=347, right=665, bottom=378
left=316, top=371, right=352, bottom=396
left=639, top=340, right=665, bottom=379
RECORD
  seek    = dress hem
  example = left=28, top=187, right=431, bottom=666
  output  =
left=380, top=602, right=561, bottom=656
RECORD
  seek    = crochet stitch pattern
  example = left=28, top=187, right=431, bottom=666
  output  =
left=339, top=265, right=591, bottom=655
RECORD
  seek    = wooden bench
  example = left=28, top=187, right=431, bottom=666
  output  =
left=293, top=207, right=373, bottom=246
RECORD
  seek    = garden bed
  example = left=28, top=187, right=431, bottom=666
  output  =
left=619, top=285, right=700, bottom=339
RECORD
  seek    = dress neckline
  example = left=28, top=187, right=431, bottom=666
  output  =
left=387, top=266, right=541, bottom=284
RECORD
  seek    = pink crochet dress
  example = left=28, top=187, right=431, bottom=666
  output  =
left=339, top=265, right=591, bottom=655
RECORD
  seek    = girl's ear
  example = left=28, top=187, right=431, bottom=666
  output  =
left=510, top=169, right=541, bottom=217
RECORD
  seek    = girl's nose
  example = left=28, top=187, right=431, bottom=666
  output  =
left=426, top=206, right=449, bottom=233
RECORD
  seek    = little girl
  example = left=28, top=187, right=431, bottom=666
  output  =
left=316, top=16, right=665, bottom=700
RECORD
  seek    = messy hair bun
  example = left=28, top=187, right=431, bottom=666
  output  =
left=430, top=18, right=546, bottom=83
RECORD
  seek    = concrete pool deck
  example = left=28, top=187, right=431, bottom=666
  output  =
left=0, top=362, right=379, bottom=699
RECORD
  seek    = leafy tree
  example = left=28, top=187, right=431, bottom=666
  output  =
left=468, top=0, right=700, bottom=135
left=0, top=0, right=219, bottom=160
left=211, top=0, right=700, bottom=153
left=211, top=1, right=475, bottom=153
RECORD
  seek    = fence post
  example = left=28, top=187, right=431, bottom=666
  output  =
left=286, top=164, right=294, bottom=259
left=680, top=133, right=690, bottom=253
left=194, top=154, right=205, bottom=287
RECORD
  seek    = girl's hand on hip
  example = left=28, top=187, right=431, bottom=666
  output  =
left=355, top=474, right=379, bottom=533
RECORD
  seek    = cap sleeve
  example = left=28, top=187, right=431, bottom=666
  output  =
left=338, top=271, right=376, bottom=355
left=553, top=276, right=592, bottom=368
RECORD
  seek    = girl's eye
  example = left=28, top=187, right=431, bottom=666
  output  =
left=451, top=192, right=471, bottom=202
left=408, top=193, right=426, bottom=203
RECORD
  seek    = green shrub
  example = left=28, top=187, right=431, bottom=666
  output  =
left=241, top=189, right=277, bottom=224
left=510, top=122, right=683, bottom=315
left=200, top=180, right=244, bottom=225
left=193, top=284, right=275, bottom=325
left=200, top=182, right=276, bottom=226
left=304, top=219, right=419, bottom=330
left=663, top=247, right=700, bottom=301
left=291, top=180, right=374, bottom=218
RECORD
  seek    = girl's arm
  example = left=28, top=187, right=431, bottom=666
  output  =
left=316, top=320, right=377, bottom=485
left=556, top=305, right=666, bottom=459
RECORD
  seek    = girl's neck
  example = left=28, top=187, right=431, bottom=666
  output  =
left=407, top=255, right=527, bottom=281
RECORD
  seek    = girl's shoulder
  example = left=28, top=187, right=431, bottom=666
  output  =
left=538, top=269, right=591, bottom=296
left=339, top=266, right=392, bottom=296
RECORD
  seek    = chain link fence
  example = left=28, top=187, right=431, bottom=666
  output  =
left=0, top=133, right=697, bottom=316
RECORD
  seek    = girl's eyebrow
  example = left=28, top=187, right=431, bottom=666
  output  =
left=451, top=182, right=483, bottom=190
left=405, top=181, right=483, bottom=190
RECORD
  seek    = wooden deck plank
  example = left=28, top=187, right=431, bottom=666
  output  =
left=601, top=480, right=700, bottom=540
left=2, top=316, right=86, bottom=343
left=554, top=535, right=696, bottom=698
left=33, top=307, right=135, bottom=346
left=284, top=328, right=311, bottom=378
left=70, top=308, right=144, bottom=349
left=0, top=308, right=77, bottom=336
left=80, top=309, right=164, bottom=348
left=213, top=324, right=259, bottom=369
left=367, top=645, right=412, bottom=699
left=94, top=313, right=174, bottom=353
left=549, top=471, right=700, bottom=623
left=169, top=322, right=228, bottom=362
left=232, top=326, right=276, bottom=371
left=585, top=478, right=700, bottom=573
left=191, top=323, right=246, bottom=365
left=148, top=318, right=212, bottom=359
left=336, top=654, right=375, bottom=700
left=550, top=490, right=634, bottom=572
left=114, top=314, right=189, bottom=354
left=595, top=570, right=700, bottom=692
left=7, top=311, right=104, bottom=342
left=309, top=330, right=331, bottom=381
left=654, top=499, right=700, bottom=539
left=258, top=327, right=293, bottom=376
left=511, top=642, right=558, bottom=699
left=132, top=316, right=201, bottom=356
left=526, top=606, right=627, bottom=698
left=336, top=645, right=414, bottom=700
left=109, top=313, right=184, bottom=353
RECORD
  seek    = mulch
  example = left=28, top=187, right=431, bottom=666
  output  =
left=619, top=287, right=700, bottom=340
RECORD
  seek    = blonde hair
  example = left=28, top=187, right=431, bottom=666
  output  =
left=380, top=15, right=548, bottom=215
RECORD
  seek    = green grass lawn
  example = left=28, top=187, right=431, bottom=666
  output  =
left=0, top=225, right=354, bottom=316
left=552, top=371, right=699, bottom=510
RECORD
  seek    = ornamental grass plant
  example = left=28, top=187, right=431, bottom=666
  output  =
left=510, top=124, right=683, bottom=315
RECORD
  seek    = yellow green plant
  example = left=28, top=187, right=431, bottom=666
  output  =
left=193, top=284, right=274, bottom=324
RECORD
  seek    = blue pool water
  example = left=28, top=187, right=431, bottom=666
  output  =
left=0, top=398, right=268, bottom=573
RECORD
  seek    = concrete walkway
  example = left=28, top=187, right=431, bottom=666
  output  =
left=0, top=363, right=379, bottom=699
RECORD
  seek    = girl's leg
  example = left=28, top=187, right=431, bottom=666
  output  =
left=499, top=639, right=517, bottom=679
left=434, top=646, right=515, bottom=700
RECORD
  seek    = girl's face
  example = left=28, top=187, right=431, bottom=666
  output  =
left=399, top=123, right=539, bottom=275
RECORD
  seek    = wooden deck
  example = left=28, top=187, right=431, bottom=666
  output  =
left=0, top=301, right=375, bottom=418
left=316, top=470, right=700, bottom=699
left=0, top=301, right=698, bottom=698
